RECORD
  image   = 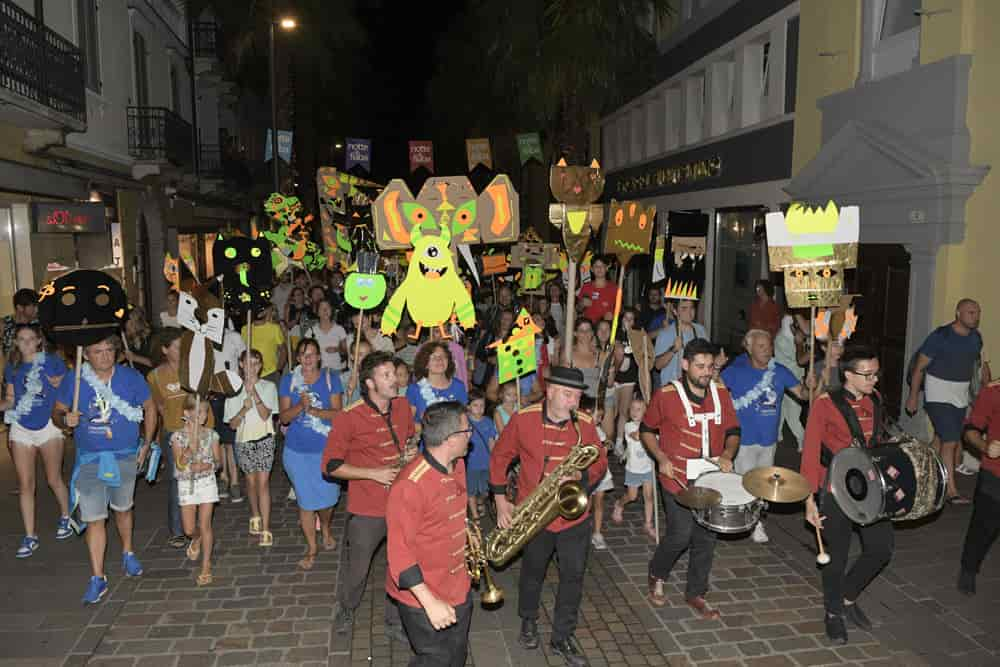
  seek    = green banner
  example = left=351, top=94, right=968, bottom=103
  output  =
left=516, top=132, right=543, bottom=165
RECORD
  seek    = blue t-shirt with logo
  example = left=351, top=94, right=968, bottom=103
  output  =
left=279, top=368, right=344, bottom=453
left=406, top=377, right=469, bottom=422
left=4, top=353, right=68, bottom=430
left=55, top=365, right=150, bottom=454
left=920, top=325, right=983, bottom=382
left=721, top=355, right=800, bottom=447
left=467, top=415, right=498, bottom=471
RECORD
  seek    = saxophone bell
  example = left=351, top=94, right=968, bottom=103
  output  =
left=557, top=480, right=589, bottom=521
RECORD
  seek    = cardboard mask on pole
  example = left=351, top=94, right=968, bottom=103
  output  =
left=488, top=308, right=541, bottom=383
left=38, top=270, right=128, bottom=346
left=548, top=159, right=605, bottom=262
left=212, top=234, right=273, bottom=311
left=344, top=251, right=387, bottom=310
left=510, top=228, right=560, bottom=270
left=176, top=286, right=243, bottom=397
left=765, top=202, right=859, bottom=308
left=604, top=199, right=656, bottom=267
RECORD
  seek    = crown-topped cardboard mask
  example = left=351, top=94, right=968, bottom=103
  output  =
left=604, top=199, right=656, bottom=267
left=765, top=201, right=859, bottom=308
left=663, top=278, right=699, bottom=302
left=548, top=158, right=605, bottom=262
left=38, top=270, right=127, bottom=346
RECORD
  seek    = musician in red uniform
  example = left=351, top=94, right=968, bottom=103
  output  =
left=491, top=367, right=608, bottom=667
left=640, top=338, right=739, bottom=620
left=957, top=378, right=1000, bottom=596
left=801, top=345, right=892, bottom=645
left=386, top=401, right=474, bottom=667
left=323, top=351, right=416, bottom=641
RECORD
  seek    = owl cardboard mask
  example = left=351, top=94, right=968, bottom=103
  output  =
left=765, top=201, right=859, bottom=308
left=212, top=235, right=273, bottom=311
left=38, top=270, right=127, bottom=346
left=373, top=175, right=519, bottom=251
left=604, top=199, right=656, bottom=267
left=549, top=158, right=605, bottom=262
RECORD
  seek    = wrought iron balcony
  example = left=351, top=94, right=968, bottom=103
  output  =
left=127, top=106, right=194, bottom=168
left=0, top=0, right=86, bottom=130
left=193, top=22, right=219, bottom=59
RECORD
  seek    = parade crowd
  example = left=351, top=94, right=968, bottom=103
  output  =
left=2, top=255, right=997, bottom=667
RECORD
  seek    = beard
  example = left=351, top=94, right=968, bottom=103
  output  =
left=687, top=373, right=712, bottom=389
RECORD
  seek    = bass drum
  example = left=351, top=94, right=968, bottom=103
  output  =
left=828, top=438, right=947, bottom=526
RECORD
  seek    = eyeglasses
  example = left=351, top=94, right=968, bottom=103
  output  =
left=448, top=428, right=474, bottom=439
left=847, top=369, right=880, bottom=380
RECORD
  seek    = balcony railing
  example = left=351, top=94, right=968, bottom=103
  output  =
left=0, top=0, right=86, bottom=126
left=193, top=22, right=219, bottom=59
left=127, top=106, right=193, bottom=168
left=199, top=143, right=222, bottom=177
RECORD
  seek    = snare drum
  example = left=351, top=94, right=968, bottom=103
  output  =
left=691, top=471, right=763, bottom=533
left=828, top=438, right=947, bottom=525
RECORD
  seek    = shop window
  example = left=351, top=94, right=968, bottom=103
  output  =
left=630, top=106, right=644, bottom=162
left=663, top=87, right=681, bottom=151
left=684, top=73, right=705, bottom=144
left=602, top=124, right=617, bottom=170
left=708, top=58, right=734, bottom=137
left=76, top=0, right=101, bottom=93
left=617, top=116, right=630, bottom=166
left=645, top=95, right=663, bottom=158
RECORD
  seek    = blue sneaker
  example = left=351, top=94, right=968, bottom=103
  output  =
left=15, top=535, right=39, bottom=558
left=55, top=516, right=73, bottom=540
left=82, top=575, right=108, bottom=605
left=122, top=551, right=143, bottom=577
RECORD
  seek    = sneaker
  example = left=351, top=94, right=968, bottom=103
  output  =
left=218, top=480, right=230, bottom=499
left=82, top=575, right=108, bottom=605
left=167, top=535, right=188, bottom=549
left=55, top=516, right=74, bottom=540
left=591, top=533, right=608, bottom=550
left=825, top=613, right=848, bottom=645
left=229, top=485, right=244, bottom=504
left=843, top=601, right=872, bottom=631
left=751, top=522, right=769, bottom=544
left=958, top=570, right=977, bottom=596
left=122, top=551, right=143, bottom=577
left=550, top=636, right=589, bottom=666
left=287, top=487, right=297, bottom=502
left=956, top=463, right=976, bottom=476
left=334, top=603, right=355, bottom=634
left=16, top=535, right=39, bottom=559
left=518, top=618, right=539, bottom=649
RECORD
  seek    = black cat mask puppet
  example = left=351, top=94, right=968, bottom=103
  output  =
left=212, top=234, right=273, bottom=312
left=38, top=270, right=127, bottom=346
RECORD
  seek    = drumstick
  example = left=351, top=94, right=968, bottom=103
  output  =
left=814, top=521, right=830, bottom=565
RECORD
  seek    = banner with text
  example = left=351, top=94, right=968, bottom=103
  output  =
left=516, top=132, right=543, bottom=165
left=264, top=129, right=294, bottom=163
left=345, top=138, right=372, bottom=173
left=465, top=137, right=493, bottom=171
left=408, top=140, right=434, bottom=173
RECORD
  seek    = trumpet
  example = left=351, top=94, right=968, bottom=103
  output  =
left=466, top=520, right=503, bottom=605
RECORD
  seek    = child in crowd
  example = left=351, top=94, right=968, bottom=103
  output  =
left=225, top=349, right=280, bottom=547
left=343, top=339, right=372, bottom=404
left=172, top=395, right=222, bottom=585
left=465, top=389, right=497, bottom=520
left=612, top=396, right=657, bottom=541
left=493, top=380, right=518, bottom=433
left=584, top=397, right=615, bottom=551
left=394, top=357, right=411, bottom=398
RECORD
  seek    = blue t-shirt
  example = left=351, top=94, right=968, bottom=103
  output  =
left=654, top=322, right=707, bottom=386
left=467, top=415, right=498, bottom=471
left=406, top=377, right=468, bottom=422
left=279, top=368, right=344, bottom=453
left=920, top=325, right=983, bottom=382
left=721, top=355, right=800, bottom=447
left=55, top=365, right=150, bottom=454
left=4, top=353, right=68, bottom=430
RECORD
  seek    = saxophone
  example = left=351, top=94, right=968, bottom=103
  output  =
left=485, top=416, right=600, bottom=566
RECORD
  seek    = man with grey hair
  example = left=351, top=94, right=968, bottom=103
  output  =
left=386, top=401, right=474, bottom=666
left=722, top=329, right=809, bottom=543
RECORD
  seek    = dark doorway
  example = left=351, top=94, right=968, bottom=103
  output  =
left=848, top=244, right=911, bottom=417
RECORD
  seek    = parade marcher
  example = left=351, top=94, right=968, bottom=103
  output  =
left=612, top=396, right=657, bottom=542
left=159, top=290, right=179, bottom=329
left=212, top=318, right=246, bottom=503
left=491, top=367, right=609, bottom=667
left=1, top=324, right=70, bottom=557
left=802, top=345, right=893, bottom=644
left=2, top=288, right=39, bottom=356
left=242, top=305, right=286, bottom=384
left=324, top=351, right=415, bottom=642
left=386, top=401, right=474, bottom=666
left=957, top=378, right=1000, bottom=596
left=748, top=279, right=781, bottom=339
left=302, top=299, right=348, bottom=372
left=279, top=338, right=343, bottom=570
left=775, top=311, right=810, bottom=451
left=653, top=299, right=707, bottom=386
left=637, top=286, right=667, bottom=337
left=406, top=342, right=468, bottom=424
left=641, top=338, right=740, bottom=619
left=53, top=335, right=154, bottom=604
left=577, top=255, right=617, bottom=324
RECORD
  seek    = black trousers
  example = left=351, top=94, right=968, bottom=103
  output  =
left=337, top=514, right=401, bottom=628
left=398, top=592, right=473, bottom=667
left=518, top=517, right=591, bottom=642
left=649, top=491, right=716, bottom=598
left=961, top=472, right=1000, bottom=575
left=820, top=492, right=894, bottom=615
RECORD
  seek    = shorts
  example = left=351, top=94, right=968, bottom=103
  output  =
left=467, top=468, right=489, bottom=496
left=236, top=434, right=276, bottom=473
left=178, top=474, right=220, bottom=506
left=625, top=469, right=654, bottom=487
left=283, top=447, right=340, bottom=511
left=595, top=468, right=614, bottom=493
left=77, top=456, right=137, bottom=522
left=9, top=420, right=64, bottom=447
left=925, top=402, right=967, bottom=443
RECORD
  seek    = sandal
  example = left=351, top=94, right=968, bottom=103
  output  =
left=645, top=523, right=658, bottom=542
left=323, top=536, right=337, bottom=551
left=186, top=537, right=201, bottom=561
left=298, top=552, right=317, bottom=570
left=611, top=502, right=624, bottom=524
left=196, top=572, right=213, bottom=586
left=249, top=516, right=262, bottom=536
left=948, top=495, right=972, bottom=506
left=259, top=530, right=274, bottom=547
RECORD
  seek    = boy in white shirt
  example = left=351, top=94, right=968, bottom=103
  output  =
left=612, top=397, right=657, bottom=541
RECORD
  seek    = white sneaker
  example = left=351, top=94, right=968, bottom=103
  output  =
left=287, top=487, right=297, bottom=501
left=591, top=534, right=608, bottom=550
left=956, top=463, right=976, bottom=476
left=751, top=522, right=769, bottom=544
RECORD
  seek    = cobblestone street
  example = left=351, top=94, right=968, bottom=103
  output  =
left=1, top=439, right=998, bottom=667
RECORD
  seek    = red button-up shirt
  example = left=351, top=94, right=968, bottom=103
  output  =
left=640, top=379, right=740, bottom=495
left=322, top=396, right=416, bottom=517
left=801, top=391, right=876, bottom=493
left=489, top=402, right=608, bottom=533
left=965, top=381, right=1000, bottom=479
left=386, top=450, right=471, bottom=608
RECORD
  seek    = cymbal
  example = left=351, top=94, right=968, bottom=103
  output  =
left=676, top=486, right=722, bottom=509
left=742, top=466, right=811, bottom=503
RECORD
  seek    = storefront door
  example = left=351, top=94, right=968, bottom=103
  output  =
left=711, top=208, right=768, bottom=351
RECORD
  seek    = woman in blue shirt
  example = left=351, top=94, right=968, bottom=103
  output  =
left=0, top=324, right=70, bottom=558
left=279, top=338, right=343, bottom=570
left=406, top=341, right=468, bottom=425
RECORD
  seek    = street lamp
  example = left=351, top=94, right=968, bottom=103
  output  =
left=269, top=15, right=297, bottom=193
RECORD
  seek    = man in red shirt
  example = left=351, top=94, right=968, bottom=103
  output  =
left=386, top=401, right=473, bottom=666
left=640, top=338, right=740, bottom=620
left=577, top=255, right=618, bottom=324
left=323, top=351, right=416, bottom=641
left=958, top=379, right=1000, bottom=595
left=491, top=367, right=608, bottom=667
left=801, top=345, right=892, bottom=645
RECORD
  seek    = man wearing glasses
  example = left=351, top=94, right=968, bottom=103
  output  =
left=801, top=345, right=892, bottom=645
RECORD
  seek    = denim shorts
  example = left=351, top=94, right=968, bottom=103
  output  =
left=77, top=456, right=137, bottom=522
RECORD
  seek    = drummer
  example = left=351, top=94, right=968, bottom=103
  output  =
left=640, top=338, right=740, bottom=619
left=801, top=344, right=893, bottom=646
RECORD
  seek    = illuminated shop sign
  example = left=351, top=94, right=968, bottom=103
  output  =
left=32, top=202, right=107, bottom=234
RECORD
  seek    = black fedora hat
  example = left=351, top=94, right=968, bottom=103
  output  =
left=547, top=366, right=588, bottom=391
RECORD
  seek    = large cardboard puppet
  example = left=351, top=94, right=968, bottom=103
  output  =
left=176, top=286, right=243, bottom=396
left=212, top=234, right=273, bottom=311
left=548, top=158, right=605, bottom=263
left=603, top=199, right=656, bottom=268
left=38, top=269, right=128, bottom=347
